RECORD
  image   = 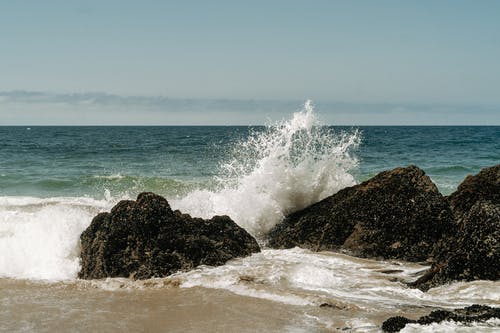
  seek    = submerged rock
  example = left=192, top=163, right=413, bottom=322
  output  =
left=382, top=304, right=500, bottom=332
left=268, top=166, right=454, bottom=261
left=79, top=192, right=260, bottom=279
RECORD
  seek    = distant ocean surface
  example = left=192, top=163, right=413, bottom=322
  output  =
left=1, top=104, right=499, bottom=332
left=1, top=125, right=498, bottom=199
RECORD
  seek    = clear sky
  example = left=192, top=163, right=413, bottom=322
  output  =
left=1, top=0, right=499, bottom=124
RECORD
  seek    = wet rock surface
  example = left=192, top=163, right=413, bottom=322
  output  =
left=382, top=304, right=500, bottom=332
left=79, top=192, right=260, bottom=279
left=268, top=166, right=454, bottom=262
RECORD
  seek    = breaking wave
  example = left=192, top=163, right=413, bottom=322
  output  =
left=0, top=196, right=115, bottom=280
left=173, top=100, right=360, bottom=236
left=0, top=100, right=360, bottom=280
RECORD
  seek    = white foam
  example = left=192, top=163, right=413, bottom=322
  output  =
left=172, top=100, right=360, bottom=236
left=174, top=249, right=315, bottom=306
left=92, top=174, right=124, bottom=180
left=0, top=196, right=114, bottom=280
left=0, top=101, right=359, bottom=281
left=401, top=318, right=500, bottom=333
left=165, top=248, right=500, bottom=310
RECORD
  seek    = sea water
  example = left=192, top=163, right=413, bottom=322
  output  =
left=0, top=102, right=499, bottom=332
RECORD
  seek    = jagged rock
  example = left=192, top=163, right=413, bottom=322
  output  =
left=410, top=165, right=500, bottom=290
left=410, top=200, right=500, bottom=290
left=79, top=192, right=260, bottom=279
left=382, top=304, right=500, bottom=332
left=268, top=166, right=454, bottom=261
left=448, top=164, right=500, bottom=218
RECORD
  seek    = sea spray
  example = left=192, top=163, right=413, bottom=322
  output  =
left=172, top=100, right=360, bottom=236
left=0, top=101, right=359, bottom=280
left=0, top=196, right=114, bottom=280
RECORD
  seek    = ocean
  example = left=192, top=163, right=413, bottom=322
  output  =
left=1, top=104, right=499, bottom=332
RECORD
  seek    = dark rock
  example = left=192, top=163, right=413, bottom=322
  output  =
left=79, top=192, right=260, bottom=279
left=411, top=200, right=500, bottom=290
left=382, top=305, right=500, bottom=332
left=409, top=165, right=500, bottom=290
left=268, top=166, right=454, bottom=261
left=319, top=303, right=334, bottom=308
left=381, top=316, right=416, bottom=332
left=448, top=164, right=500, bottom=218
left=377, top=269, right=404, bottom=274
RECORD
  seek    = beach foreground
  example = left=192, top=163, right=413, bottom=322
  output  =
left=2, top=249, right=499, bottom=332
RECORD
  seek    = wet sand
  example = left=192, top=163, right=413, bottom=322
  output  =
left=2, top=250, right=498, bottom=332
left=0, top=279, right=421, bottom=333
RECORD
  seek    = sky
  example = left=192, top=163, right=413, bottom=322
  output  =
left=0, top=0, right=499, bottom=125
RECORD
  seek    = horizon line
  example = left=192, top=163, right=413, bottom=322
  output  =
left=1, top=124, right=499, bottom=127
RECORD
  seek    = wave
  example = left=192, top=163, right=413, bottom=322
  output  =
left=172, top=100, right=360, bottom=236
left=0, top=196, right=115, bottom=280
left=0, top=174, right=201, bottom=199
left=0, top=100, right=360, bottom=280
left=82, top=174, right=202, bottom=198
left=427, top=165, right=478, bottom=174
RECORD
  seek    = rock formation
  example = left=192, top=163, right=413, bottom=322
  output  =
left=411, top=165, right=500, bottom=290
left=268, top=166, right=454, bottom=262
left=79, top=192, right=260, bottom=279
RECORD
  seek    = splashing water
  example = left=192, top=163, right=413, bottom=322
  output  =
left=0, top=196, right=115, bottom=280
left=173, top=100, right=361, bottom=236
left=0, top=101, right=359, bottom=281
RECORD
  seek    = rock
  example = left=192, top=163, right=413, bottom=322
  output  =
left=377, top=269, right=404, bottom=274
left=79, top=192, right=260, bottom=279
left=381, top=316, right=416, bottom=332
left=448, top=164, right=500, bottom=218
left=410, top=200, right=500, bottom=290
left=319, top=302, right=346, bottom=310
left=410, top=165, right=500, bottom=290
left=382, top=304, right=500, bottom=332
left=268, top=166, right=454, bottom=262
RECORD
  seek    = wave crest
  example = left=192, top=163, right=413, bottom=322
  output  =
left=173, top=100, right=360, bottom=236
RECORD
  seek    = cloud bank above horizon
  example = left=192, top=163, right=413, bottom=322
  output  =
left=1, top=91, right=498, bottom=125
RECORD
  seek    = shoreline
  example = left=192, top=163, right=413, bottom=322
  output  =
left=1, top=249, right=498, bottom=332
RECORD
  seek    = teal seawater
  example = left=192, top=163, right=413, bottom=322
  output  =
left=0, top=126, right=498, bottom=198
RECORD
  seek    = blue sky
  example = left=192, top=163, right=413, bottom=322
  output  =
left=0, top=1, right=499, bottom=124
